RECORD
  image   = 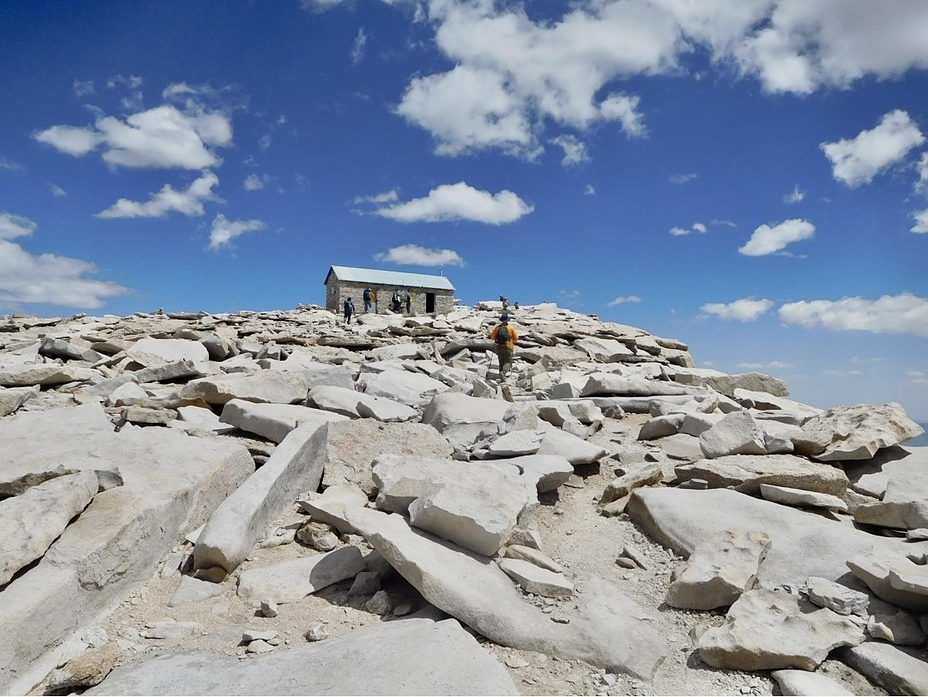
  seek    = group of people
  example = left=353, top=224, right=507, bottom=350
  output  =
left=344, top=297, right=518, bottom=383
left=344, top=287, right=415, bottom=324
left=390, top=289, right=412, bottom=314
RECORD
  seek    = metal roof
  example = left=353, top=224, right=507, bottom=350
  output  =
left=325, top=265, right=455, bottom=291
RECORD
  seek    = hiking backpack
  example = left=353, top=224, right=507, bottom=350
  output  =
left=495, top=324, right=510, bottom=345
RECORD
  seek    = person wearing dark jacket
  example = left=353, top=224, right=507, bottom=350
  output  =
left=343, top=297, right=355, bottom=324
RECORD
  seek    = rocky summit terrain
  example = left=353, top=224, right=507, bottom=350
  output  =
left=1, top=301, right=927, bottom=696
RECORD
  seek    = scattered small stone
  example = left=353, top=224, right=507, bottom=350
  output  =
left=245, top=639, right=275, bottom=654
left=260, top=599, right=279, bottom=618
left=365, top=590, right=392, bottom=615
left=304, top=623, right=329, bottom=642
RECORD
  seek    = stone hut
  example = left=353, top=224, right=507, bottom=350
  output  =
left=324, top=265, right=456, bottom=316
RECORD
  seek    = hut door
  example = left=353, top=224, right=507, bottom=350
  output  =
left=425, top=293, right=435, bottom=313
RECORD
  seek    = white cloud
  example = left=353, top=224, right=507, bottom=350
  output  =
left=911, top=209, right=928, bottom=234
left=373, top=182, right=533, bottom=224
left=97, top=171, right=219, bottom=219
left=821, top=110, right=925, bottom=188
left=607, top=295, right=641, bottom=306
left=550, top=134, right=590, bottom=166
left=0, top=212, right=38, bottom=240
left=395, top=0, right=659, bottom=156
left=355, top=190, right=399, bottom=205
left=658, top=0, right=928, bottom=95
left=779, top=293, right=928, bottom=337
left=584, top=184, right=596, bottom=196
left=784, top=184, right=805, bottom=204
left=599, top=93, right=647, bottom=137
left=352, top=27, right=367, bottom=65
left=50, top=184, right=67, bottom=197
left=374, top=244, right=465, bottom=267
left=208, top=214, right=265, bottom=251
left=739, top=218, right=814, bottom=256
left=738, top=360, right=792, bottom=370
left=34, top=125, right=102, bottom=157
left=35, top=98, right=233, bottom=170
left=670, top=222, right=708, bottom=236
left=72, top=79, right=95, bottom=97
left=0, top=214, right=128, bottom=310
left=916, top=152, right=928, bottom=192
left=670, top=173, right=698, bottom=185
left=389, top=1, right=928, bottom=157
left=701, top=298, right=774, bottom=322
left=244, top=174, right=268, bottom=191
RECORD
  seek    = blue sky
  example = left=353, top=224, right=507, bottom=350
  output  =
left=2, top=0, right=927, bottom=420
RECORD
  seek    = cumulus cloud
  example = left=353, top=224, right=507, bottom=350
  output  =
left=550, top=134, right=590, bottom=166
left=394, top=1, right=659, bottom=157
left=584, top=184, right=596, bottom=196
left=388, top=1, right=928, bottom=157
left=607, top=295, right=641, bottom=306
left=374, top=244, right=465, bottom=267
left=0, top=214, right=128, bottom=310
left=0, top=212, right=38, bottom=240
left=34, top=89, right=233, bottom=170
left=97, top=171, right=219, bottom=218
left=779, top=293, right=928, bottom=337
left=911, top=209, right=928, bottom=234
left=208, top=214, right=265, bottom=251
left=739, top=218, right=814, bottom=256
left=373, top=182, right=533, bottom=224
left=701, top=298, right=775, bottom=322
left=821, top=110, right=925, bottom=187
left=244, top=173, right=268, bottom=191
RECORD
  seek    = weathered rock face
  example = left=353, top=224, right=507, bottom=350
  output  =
left=0, top=301, right=923, bottom=696
left=793, top=403, right=924, bottom=461
left=665, top=530, right=770, bottom=610
left=698, top=589, right=865, bottom=670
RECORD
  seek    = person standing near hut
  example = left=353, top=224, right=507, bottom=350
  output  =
left=489, top=313, right=518, bottom=381
left=343, top=297, right=355, bottom=324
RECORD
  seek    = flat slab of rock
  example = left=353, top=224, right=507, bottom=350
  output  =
left=85, top=618, right=519, bottom=696
left=321, top=420, right=454, bottom=495
left=497, top=557, right=573, bottom=598
left=236, top=546, right=365, bottom=606
left=698, top=589, right=865, bottom=670
left=839, top=641, right=928, bottom=696
left=180, top=370, right=314, bottom=405
left=627, top=488, right=909, bottom=591
left=665, top=530, right=770, bottom=610
left=0, top=470, right=100, bottom=585
left=793, top=402, right=924, bottom=461
left=847, top=548, right=928, bottom=612
left=759, top=483, right=848, bottom=512
left=770, top=669, right=854, bottom=696
left=219, top=399, right=346, bottom=443
left=699, top=410, right=768, bottom=458
left=194, top=421, right=328, bottom=574
left=343, top=506, right=668, bottom=680
left=0, top=404, right=254, bottom=695
left=675, top=454, right=848, bottom=497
